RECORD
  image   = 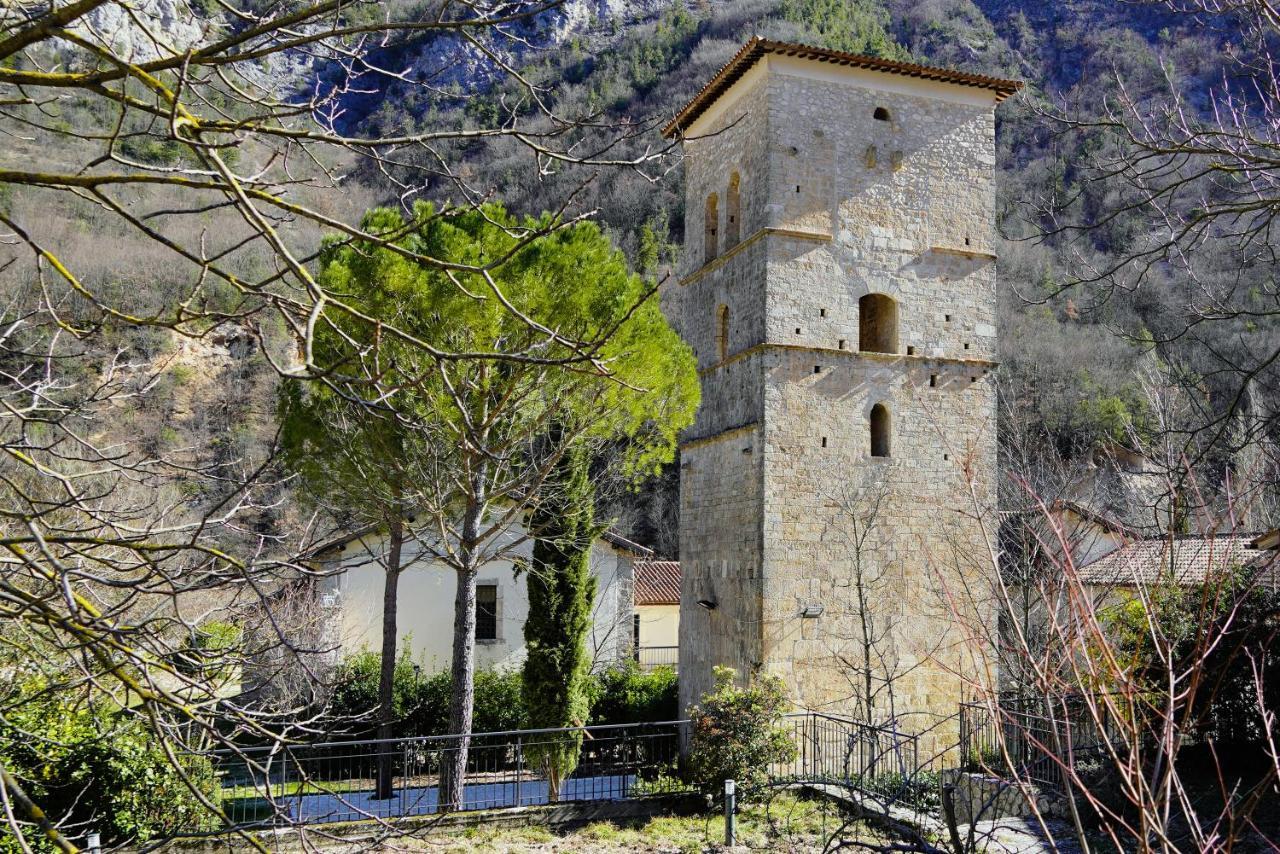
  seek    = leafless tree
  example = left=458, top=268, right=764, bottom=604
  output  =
left=0, top=0, right=688, bottom=845
left=1028, top=0, right=1280, bottom=475
left=944, top=450, right=1280, bottom=852
left=819, top=474, right=911, bottom=726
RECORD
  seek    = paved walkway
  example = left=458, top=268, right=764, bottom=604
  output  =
left=800, top=783, right=1084, bottom=854
left=956, top=818, right=1084, bottom=853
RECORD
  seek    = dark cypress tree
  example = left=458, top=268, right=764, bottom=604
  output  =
left=521, top=444, right=599, bottom=801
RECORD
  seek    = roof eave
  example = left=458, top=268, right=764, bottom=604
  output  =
left=662, top=37, right=1024, bottom=139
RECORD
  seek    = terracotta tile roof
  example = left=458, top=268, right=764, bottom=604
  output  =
left=634, top=560, right=682, bottom=606
left=663, top=37, right=1024, bottom=138
left=1077, top=534, right=1280, bottom=588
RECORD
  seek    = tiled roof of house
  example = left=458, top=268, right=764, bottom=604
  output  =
left=663, top=37, right=1023, bottom=137
left=1077, top=534, right=1280, bottom=588
left=634, top=560, right=682, bottom=606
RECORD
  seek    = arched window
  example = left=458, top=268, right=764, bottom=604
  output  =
left=716, top=304, right=730, bottom=361
left=725, top=172, right=741, bottom=249
left=873, top=106, right=891, bottom=122
left=858, top=294, right=898, bottom=354
left=870, top=403, right=891, bottom=458
left=704, top=193, right=719, bottom=265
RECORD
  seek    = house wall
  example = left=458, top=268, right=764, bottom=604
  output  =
left=317, top=528, right=634, bottom=674
left=1063, top=513, right=1124, bottom=568
left=636, top=604, right=680, bottom=649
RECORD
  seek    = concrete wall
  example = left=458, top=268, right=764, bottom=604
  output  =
left=669, top=54, right=1004, bottom=747
left=317, top=526, right=634, bottom=674
left=636, top=603, right=680, bottom=649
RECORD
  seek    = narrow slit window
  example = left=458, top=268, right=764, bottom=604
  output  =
left=725, top=172, right=741, bottom=248
left=704, top=193, right=719, bottom=265
left=717, top=304, right=730, bottom=361
left=870, top=403, right=891, bottom=458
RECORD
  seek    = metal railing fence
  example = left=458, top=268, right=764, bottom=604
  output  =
left=213, top=720, right=690, bottom=828
left=203, top=712, right=924, bottom=831
left=959, top=695, right=1121, bottom=792
left=777, top=712, right=920, bottom=784
left=635, top=645, right=679, bottom=670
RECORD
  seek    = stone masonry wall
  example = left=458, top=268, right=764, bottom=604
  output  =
left=671, top=56, right=1002, bottom=738
left=669, top=71, right=774, bottom=714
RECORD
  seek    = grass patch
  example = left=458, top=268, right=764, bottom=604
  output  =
left=364, top=792, right=883, bottom=853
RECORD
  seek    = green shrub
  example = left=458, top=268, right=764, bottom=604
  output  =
left=328, top=649, right=423, bottom=733
left=329, top=651, right=527, bottom=737
left=171, top=620, right=241, bottom=679
left=329, top=652, right=686, bottom=739
left=686, top=666, right=796, bottom=799
left=0, top=683, right=217, bottom=850
left=587, top=663, right=678, bottom=725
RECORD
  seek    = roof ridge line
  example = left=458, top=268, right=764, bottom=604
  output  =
left=663, top=37, right=1024, bottom=138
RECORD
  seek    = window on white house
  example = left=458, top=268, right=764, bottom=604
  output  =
left=476, top=584, right=498, bottom=640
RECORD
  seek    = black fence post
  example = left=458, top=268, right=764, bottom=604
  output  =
left=515, top=735, right=523, bottom=807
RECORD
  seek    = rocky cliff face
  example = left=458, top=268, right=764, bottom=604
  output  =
left=395, top=1, right=674, bottom=91
left=72, top=0, right=208, bottom=62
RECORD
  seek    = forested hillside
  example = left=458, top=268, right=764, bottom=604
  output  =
left=6, top=0, right=1276, bottom=554
left=359, top=0, right=1274, bottom=547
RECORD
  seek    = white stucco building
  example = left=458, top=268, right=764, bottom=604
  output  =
left=308, top=523, right=648, bottom=674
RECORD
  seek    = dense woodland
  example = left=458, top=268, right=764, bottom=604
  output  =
left=355, top=0, right=1280, bottom=546
left=5, top=0, right=1276, bottom=556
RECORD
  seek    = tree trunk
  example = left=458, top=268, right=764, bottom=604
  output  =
left=374, top=515, right=405, bottom=800
left=439, top=564, right=478, bottom=811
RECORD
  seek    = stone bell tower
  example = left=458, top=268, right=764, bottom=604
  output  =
left=661, top=39, right=1020, bottom=735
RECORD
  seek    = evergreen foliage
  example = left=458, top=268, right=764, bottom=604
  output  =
left=777, top=0, right=906, bottom=59
left=687, top=666, right=797, bottom=798
left=1107, top=568, right=1280, bottom=744
left=521, top=444, right=600, bottom=800
left=587, top=663, right=679, bottom=725
left=281, top=201, right=699, bottom=488
left=0, top=675, right=216, bottom=851
left=327, top=653, right=679, bottom=736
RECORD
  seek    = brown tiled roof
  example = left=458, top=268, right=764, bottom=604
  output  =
left=1077, top=534, right=1280, bottom=588
left=634, top=560, right=682, bottom=606
left=663, top=38, right=1023, bottom=138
